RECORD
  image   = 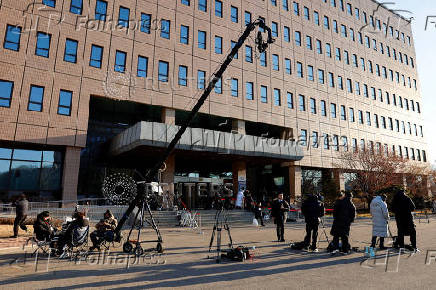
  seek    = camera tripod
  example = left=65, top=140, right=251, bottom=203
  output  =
left=122, top=193, right=163, bottom=256
left=208, top=208, right=233, bottom=263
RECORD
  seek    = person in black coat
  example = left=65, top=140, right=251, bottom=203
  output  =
left=330, top=192, right=356, bottom=253
left=271, top=193, right=290, bottom=242
left=253, top=201, right=265, bottom=226
left=301, top=194, right=325, bottom=251
left=33, top=211, right=55, bottom=241
left=391, top=188, right=417, bottom=250
left=12, top=194, right=28, bottom=238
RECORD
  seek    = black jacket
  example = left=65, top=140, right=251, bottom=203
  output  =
left=301, top=195, right=325, bottom=224
left=271, top=198, right=290, bottom=221
left=330, top=197, right=356, bottom=236
left=33, top=213, right=54, bottom=241
left=391, top=192, right=415, bottom=235
left=15, top=199, right=28, bottom=216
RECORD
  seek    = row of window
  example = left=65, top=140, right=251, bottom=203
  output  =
left=0, top=80, right=72, bottom=115
left=180, top=0, right=412, bottom=48
left=298, top=129, right=427, bottom=163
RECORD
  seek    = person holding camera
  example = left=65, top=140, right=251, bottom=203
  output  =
left=301, top=194, right=325, bottom=252
left=271, top=193, right=289, bottom=242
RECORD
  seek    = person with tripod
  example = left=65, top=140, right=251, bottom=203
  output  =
left=370, top=194, right=389, bottom=250
left=271, top=193, right=289, bottom=242
left=301, top=194, right=325, bottom=252
left=329, top=192, right=356, bottom=254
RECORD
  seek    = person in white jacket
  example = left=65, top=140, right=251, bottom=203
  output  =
left=370, top=195, right=389, bottom=249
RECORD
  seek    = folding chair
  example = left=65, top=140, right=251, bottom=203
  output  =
left=59, top=225, right=89, bottom=259
left=24, top=235, right=58, bottom=257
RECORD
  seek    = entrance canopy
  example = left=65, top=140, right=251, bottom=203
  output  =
left=109, top=121, right=304, bottom=161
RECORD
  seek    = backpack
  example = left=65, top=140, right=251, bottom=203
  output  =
left=290, top=241, right=306, bottom=250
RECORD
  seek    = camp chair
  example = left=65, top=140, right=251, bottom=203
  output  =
left=59, top=225, right=89, bottom=259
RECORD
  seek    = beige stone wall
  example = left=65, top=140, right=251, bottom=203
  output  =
left=0, top=0, right=427, bottom=173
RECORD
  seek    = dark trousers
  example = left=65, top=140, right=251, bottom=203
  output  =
left=332, top=234, right=350, bottom=252
left=397, top=228, right=417, bottom=248
left=276, top=218, right=285, bottom=241
left=371, top=236, right=385, bottom=248
left=13, top=215, right=27, bottom=236
left=304, top=223, right=319, bottom=249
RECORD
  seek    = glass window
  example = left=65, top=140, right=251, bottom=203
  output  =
left=64, top=38, right=78, bottom=63
left=231, top=78, right=239, bottom=97
left=287, top=92, right=293, bottom=109
left=318, top=69, right=324, bottom=84
left=297, top=62, right=303, bottom=78
left=231, top=41, right=238, bottom=59
left=245, top=82, right=254, bottom=100
left=214, top=77, right=222, bottom=93
left=158, top=61, right=169, bottom=82
left=137, top=56, right=148, bottom=78
left=231, top=6, right=238, bottom=23
left=349, top=108, right=355, bottom=122
left=323, top=134, right=329, bottom=150
left=198, top=30, right=206, bottom=49
left=28, top=85, right=44, bottom=112
left=181, top=0, right=190, bottom=6
left=307, top=65, right=314, bottom=81
left=274, top=89, right=281, bottom=106
left=310, top=98, right=316, bottom=114
left=293, top=1, right=299, bottom=15
left=161, top=19, right=170, bottom=39
left=298, top=94, right=305, bottom=111
left=180, top=25, right=189, bottom=44
left=197, top=70, right=205, bottom=89
left=259, top=51, right=267, bottom=67
left=333, top=135, right=339, bottom=151
left=215, top=36, right=222, bottom=54
left=215, top=0, right=223, bottom=17
left=178, top=65, right=188, bottom=86
left=43, top=0, right=56, bottom=7
left=285, top=58, right=291, bottom=74
left=272, top=54, right=279, bottom=70
left=304, top=7, right=310, bottom=20
left=283, top=0, right=289, bottom=11
left=312, top=131, right=318, bottom=148
left=141, top=13, right=151, bottom=33
left=114, top=50, right=126, bottom=73
left=272, top=22, right=278, bottom=37
left=198, top=0, right=207, bottom=12
left=306, top=35, right=312, bottom=50
left=316, top=39, right=322, bottom=54
left=260, top=86, right=267, bottom=103
left=314, top=11, right=319, bottom=25
left=0, top=80, right=14, bottom=108
left=328, top=72, right=334, bottom=87
left=89, top=44, right=103, bottom=68
left=320, top=100, right=326, bottom=116
left=95, top=0, right=107, bottom=21
left=326, top=43, right=331, bottom=57
left=284, top=26, right=290, bottom=42
left=10, top=161, right=40, bottom=191
left=295, top=31, right=301, bottom=46
left=324, top=16, right=329, bottom=29
left=245, top=45, right=252, bottom=63
left=70, top=0, right=83, bottom=14
left=35, top=32, right=51, bottom=58
left=58, top=90, right=72, bottom=116
left=118, top=6, right=130, bottom=28
left=330, top=103, right=336, bottom=118
left=300, top=129, right=307, bottom=146
left=245, top=11, right=252, bottom=26
left=4, top=25, right=22, bottom=51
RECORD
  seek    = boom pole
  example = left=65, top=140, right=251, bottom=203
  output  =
left=114, top=19, right=274, bottom=239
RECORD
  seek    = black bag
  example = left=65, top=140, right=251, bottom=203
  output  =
left=290, top=241, right=306, bottom=250
left=222, top=246, right=251, bottom=262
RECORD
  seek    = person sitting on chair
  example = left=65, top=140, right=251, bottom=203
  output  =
left=33, top=211, right=55, bottom=241
left=90, top=210, right=118, bottom=251
left=57, top=211, right=89, bottom=254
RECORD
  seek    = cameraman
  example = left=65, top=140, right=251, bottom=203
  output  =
left=271, top=193, right=289, bottom=242
left=301, top=194, right=325, bottom=252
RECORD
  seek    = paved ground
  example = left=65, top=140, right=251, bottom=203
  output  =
left=0, top=217, right=435, bottom=289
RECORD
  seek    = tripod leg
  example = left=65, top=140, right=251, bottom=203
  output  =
left=225, top=224, right=233, bottom=248
left=145, top=200, right=163, bottom=243
left=209, top=225, right=216, bottom=252
left=216, top=228, right=222, bottom=263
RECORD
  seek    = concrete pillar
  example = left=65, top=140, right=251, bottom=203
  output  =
left=61, top=146, right=81, bottom=205
left=232, top=160, right=247, bottom=195
left=161, top=107, right=175, bottom=124
left=288, top=165, right=302, bottom=203
left=232, top=119, right=246, bottom=134
left=333, top=169, right=345, bottom=192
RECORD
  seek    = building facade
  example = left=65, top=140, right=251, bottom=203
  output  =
left=0, top=0, right=428, bottom=205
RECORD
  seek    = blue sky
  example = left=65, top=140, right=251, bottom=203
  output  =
left=389, top=0, right=436, bottom=166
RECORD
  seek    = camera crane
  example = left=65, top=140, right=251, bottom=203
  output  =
left=112, top=18, right=275, bottom=249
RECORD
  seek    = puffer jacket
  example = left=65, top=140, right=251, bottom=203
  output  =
left=370, top=196, right=389, bottom=237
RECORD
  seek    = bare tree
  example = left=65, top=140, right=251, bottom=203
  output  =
left=335, top=147, right=407, bottom=205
